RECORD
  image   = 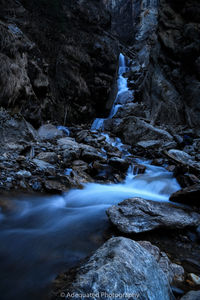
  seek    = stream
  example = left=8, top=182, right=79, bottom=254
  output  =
left=0, top=54, right=181, bottom=300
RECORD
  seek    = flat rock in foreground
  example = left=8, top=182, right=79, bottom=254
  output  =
left=107, top=198, right=200, bottom=234
left=52, top=237, right=173, bottom=300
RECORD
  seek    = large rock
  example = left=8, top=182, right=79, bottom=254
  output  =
left=0, top=109, right=38, bottom=154
left=105, top=116, right=173, bottom=146
left=180, top=290, right=200, bottom=300
left=107, top=198, right=200, bottom=234
left=38, top=124, right=64, bottom=141
left=57, top=137, right=81, bottom=162
left=167, top=150, right=200, bottom=170
left=52, top=237, right=173, bottom=300
left=80, top=144, right=105, bottom=162
left=108, top=157, right=129, bottom=171
left=170, top=184, right=200, bottom=207
left=138, top=241, right=184, bottom=285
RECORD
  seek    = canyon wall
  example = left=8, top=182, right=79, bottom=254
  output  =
left=0, top=0, right=199, bottom=130
left=0, top=0, right=118, bottom=126
left=103, top=0, right=200, bottom=129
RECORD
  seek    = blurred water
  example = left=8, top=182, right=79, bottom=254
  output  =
left=0, top=163, right=180, bottom=300
left=91, top=53, right=129, bottom=131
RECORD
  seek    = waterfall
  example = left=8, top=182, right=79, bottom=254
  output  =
left=91, top=53, right=129, bottom=131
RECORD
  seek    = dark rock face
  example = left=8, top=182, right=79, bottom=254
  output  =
left=170, top=184, right=200, bottom=207
left=129, top=0, right=200, bottom=128
left=107, top=197, right=200, bottom=233
left=52, top=237, right=174, bottom=300
left=0, top=0, right=118, bottom=126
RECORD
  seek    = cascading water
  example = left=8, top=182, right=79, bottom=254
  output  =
left=0, top=52, right=181, bottom=300
left=91, top=53, right=129, bottom=131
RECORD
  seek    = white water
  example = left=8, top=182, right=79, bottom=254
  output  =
left=91, top=53, right=129, bottom=131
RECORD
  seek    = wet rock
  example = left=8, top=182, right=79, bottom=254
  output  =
left=36, top=152, right=57, bottom=164
left=133, top=164, right=146, bottom=175
left=152, top=158, right=165, bottom=167
left=107, top=198, right=200, bottom=234
left=52, top=237, right=173, bottom=300
left=170, top=184, right=200, bottom=207
left=70, top=169, right=93, bottom=185
left=38, top=124, right=64, bottom=141
left=180, top=290, right=200, bottom=300
left=108, top=157, right=129, bottom=172
left=138, top=241, right=184, bottom=284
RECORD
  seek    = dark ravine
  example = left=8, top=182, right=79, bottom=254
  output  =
left=0, top=0, right=200, bottom=300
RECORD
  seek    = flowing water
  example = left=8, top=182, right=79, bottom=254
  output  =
left=91, top=53, right=129, bottom=131
left=0, top=54, right=181, bottom=300
left=0, top=164, right=180, bottom=300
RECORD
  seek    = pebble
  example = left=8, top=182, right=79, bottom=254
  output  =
left=188, top=273, right=200, bottom=286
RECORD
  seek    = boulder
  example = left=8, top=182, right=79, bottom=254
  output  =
left=105, top=116, right=174, bottom=146
left=180, top=290, right=200, bottom=300
left=138, top=241, right=184, bottom=284
left=107, top=198, right=200, bottom=234
left=108, top=157, right=129, bottom=171
left=57, top=138, right=81, bottom=162
left=133, top=164, right=146, bottom=175
left=80, top=144, right=105, bottom=162
left=165, top=150, right=200, bottom=172
left=0, top=109, right=38, bottom=154
left=38, top=124, right=64, bottom=141
left=52, top=237, right=173, bottom=300
left=170, top=184, right=200, bottom=207
left=44, top=180, right=69, bottom=193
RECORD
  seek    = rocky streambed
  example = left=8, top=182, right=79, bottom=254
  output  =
left=1, top=50, right=200, bottom=300
left=0, top=104, right=200, bottom=300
